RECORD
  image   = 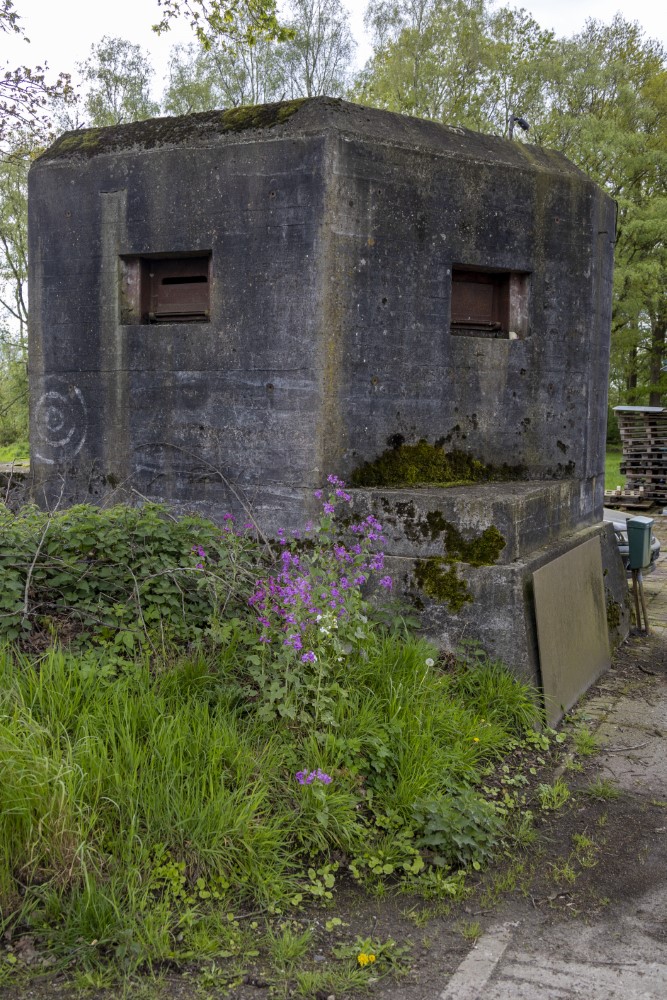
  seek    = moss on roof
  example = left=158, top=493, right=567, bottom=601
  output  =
left=38, top=99, right=309, bottom=162
left=35, top=96, right=583, bottom=179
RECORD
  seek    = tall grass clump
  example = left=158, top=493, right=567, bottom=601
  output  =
left=0, top=480, right=542, bottom=973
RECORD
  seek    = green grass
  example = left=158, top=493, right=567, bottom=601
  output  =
left=0, top=499, right=547, bottom=989
left=0, top=441, right=28, bottom=462
left=0, top=640, right=541, bottom=976
left=586, top=777, right=620, bottom=801
left=605, top=447, right=623, bottom=491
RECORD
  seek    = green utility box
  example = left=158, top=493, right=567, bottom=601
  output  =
left=627, top=516, right=654, bottom=570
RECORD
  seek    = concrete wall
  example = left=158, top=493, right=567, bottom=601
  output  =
left=319, top=132, right=614, bottom=505
left=29, top=98, right=615, bottom=537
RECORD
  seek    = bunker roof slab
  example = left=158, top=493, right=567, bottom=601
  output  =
left=37, top=96, right=582, bottom=180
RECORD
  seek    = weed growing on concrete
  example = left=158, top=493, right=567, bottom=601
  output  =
left=573, top=726, right=600, bottom=757
left=586, top=778, right=621, bottom=801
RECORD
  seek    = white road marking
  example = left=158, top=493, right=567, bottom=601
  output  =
left=438, top=922, right=518, bottom=1000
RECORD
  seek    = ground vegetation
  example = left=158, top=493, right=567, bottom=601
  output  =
left=0, top=479, right=563, bottom=993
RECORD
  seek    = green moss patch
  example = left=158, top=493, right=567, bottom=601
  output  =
left=39, top=100, right=308, bottom=161
left=351, top=440, right=524, bottom=489
left=442, top=522, right=506, bottom=566
left=220, top=99, right=307, bottom=132
left=414, top=559, right=472, bottom=613
left=606, top=596, right=621, bottom=632
left=55, top=128, right=104, bottom=154
left=411, top=517, right=505, bottom=612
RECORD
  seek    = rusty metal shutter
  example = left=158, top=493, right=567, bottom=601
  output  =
left=450, top=269, right=509, bottom=336
left=145, top=256, right=210, bottom=323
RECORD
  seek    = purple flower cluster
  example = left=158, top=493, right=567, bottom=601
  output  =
left=192, top=544, right=207, bottom=570
left=248, top=476, right=392, bottom=649
left=296, top=768, right=332, bottom=785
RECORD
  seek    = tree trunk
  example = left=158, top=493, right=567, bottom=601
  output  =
left=649, top=312, right=666, bottom=406
left=626, top=345, right=638, bottom=401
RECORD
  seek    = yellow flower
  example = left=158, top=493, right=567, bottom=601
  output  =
left=357, top=953, right=376, bottom=966
left=473, top=737, right=480, bottom=742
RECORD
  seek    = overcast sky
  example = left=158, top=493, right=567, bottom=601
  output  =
left=1, top=0, right=665, bottom=101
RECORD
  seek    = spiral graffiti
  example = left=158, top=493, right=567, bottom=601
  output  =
left=34, top=379, right=88, bottom=465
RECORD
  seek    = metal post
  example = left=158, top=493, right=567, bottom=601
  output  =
left=638, top=569, right=650, bottom=633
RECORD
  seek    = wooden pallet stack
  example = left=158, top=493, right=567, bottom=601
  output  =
left=615, top=406, right=667, bottom=505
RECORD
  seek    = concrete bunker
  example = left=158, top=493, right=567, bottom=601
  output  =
left=28, top=97, right=627, bottom=720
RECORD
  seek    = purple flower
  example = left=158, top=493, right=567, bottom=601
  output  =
left=301, top=651, right=317, bottom=663
left=296, top=768, right=332, bottom=785
left=379, top=575, right=393, bottom=589
left=313, top=489, right=323, bottom=499
left=323, top=502, right=335, bottom=515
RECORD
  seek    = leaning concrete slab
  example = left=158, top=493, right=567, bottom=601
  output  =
left=533, top=535, right=611, bottom=725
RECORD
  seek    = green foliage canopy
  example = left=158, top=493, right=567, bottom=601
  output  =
left=79, top=36, right=160, bottom=127
left=153, top=0, right=292, bottom=49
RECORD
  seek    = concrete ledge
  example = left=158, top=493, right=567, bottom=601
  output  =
left=349, top=480, right=600, bottom=564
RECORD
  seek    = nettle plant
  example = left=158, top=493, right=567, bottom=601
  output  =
left=243, top=476, right=393, bottom=727
left=0, top=502, right=258, bottom=656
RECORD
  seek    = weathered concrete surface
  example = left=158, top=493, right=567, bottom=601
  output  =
left=29, top=97, right=614, bottom=533
left=348, top=482, right=599, bottom=564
